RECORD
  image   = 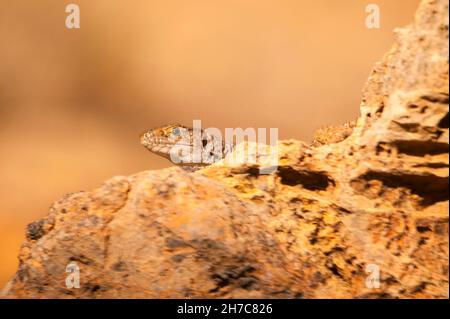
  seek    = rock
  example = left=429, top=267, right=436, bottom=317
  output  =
left=2, top=0, right=448, bottom=298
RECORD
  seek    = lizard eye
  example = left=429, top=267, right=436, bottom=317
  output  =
left=172, top=128, right=180, bottom=136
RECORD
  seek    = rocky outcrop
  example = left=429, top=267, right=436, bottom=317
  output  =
left=2, top=0, right=448, bottom=298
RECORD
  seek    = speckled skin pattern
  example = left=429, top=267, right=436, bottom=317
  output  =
left=140, top=124, right=233, bottom=169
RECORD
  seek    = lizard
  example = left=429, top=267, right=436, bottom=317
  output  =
left=141, top=121, right=357, bottom=169
left=140, top=124, right=234, bottom=171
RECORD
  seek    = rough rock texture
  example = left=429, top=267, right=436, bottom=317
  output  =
left=2, top=0, right=448, bottom=298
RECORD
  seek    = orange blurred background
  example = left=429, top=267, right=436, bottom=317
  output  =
left=0, top=0, right=419, bottom=288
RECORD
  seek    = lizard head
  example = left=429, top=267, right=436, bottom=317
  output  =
left=140, top=124, right=192, bottom=158
left=140, top=123, right=227, bottom=168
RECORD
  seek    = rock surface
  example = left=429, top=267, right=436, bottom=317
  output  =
left=2, top=0, right=448, bottom=298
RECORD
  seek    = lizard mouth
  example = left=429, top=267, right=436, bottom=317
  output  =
left=140, top=131, right=192, bottom=147
left=142, top=138, right=193, bottom=148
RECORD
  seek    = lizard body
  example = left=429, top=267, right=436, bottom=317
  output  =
left=312, top=120, right=356, bottom=146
